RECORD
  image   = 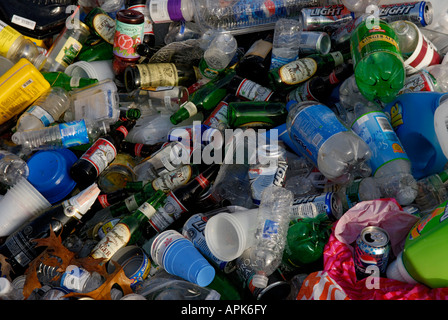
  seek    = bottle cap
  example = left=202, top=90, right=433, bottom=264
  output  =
left=26, top=148, right=78, bottom=204
left=386, top=251, right=418, bottom=284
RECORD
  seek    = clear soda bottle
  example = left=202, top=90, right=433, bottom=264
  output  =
left=199, top=32, right=237, bottom=79
left=286, top=100, right=372, bottom=185
left=250, top=185, right=293, bottom=288
left=15, top=87, right=71, bottom=132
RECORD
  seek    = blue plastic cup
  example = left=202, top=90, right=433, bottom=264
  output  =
left=26, top=148, right=78, bottom=204
left=151, top=230, right=215, bottom=287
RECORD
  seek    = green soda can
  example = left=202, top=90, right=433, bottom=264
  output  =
left=350, top=19, right=405, bottom=103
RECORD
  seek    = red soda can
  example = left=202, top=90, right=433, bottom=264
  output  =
left=354, top=226, right=391, bottom=280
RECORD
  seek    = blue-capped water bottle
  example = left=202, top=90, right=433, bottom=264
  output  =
left=286, top=100, right=372, bottom=185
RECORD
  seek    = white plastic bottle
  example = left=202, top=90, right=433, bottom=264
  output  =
left=351, top=102, right=418, bottom=205
left=270, top=18, right=301, bottom=70
left=147, top=0, right=194, bottom=24
left=0, top=150, right=29, bottom=186
left=11, top=119, right=109, bottom=151
left=199, top=32, right=237, bottom=79
left=250, top=185, right=293, bottom=288
left=16, top=87, right=71, bottom=132
left=286, top=100, right=372, bottom=186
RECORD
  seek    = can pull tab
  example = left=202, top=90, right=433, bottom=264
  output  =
left=434, top=93, right=448, bottom=159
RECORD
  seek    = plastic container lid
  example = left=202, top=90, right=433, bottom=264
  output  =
left=386, top=251, right=418, bottom=284
left=26, top=148, right=78, bottom=204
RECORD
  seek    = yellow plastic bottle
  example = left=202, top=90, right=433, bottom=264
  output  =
left=0, top=58, right=51, bottom=125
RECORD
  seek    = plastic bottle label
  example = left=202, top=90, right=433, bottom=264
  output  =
left=249, top=160, right=288, bottom=205
left=278, top=58, right=318, bottom=85
left=289, top=104, right=347, bottom=163
left=136, top=63, right=179, bottom=90
left=262, top=219, right=279, bottom=239
left=59, top=120, right=90, bottom=147
left=0, top=21, right=20, bottom=56
left=91, top=223, right=131, bottom=260
left=271, top=52, right=298, bottom=70
left=236, top=78, right=273, bottom=101
left=148, top=192, right=187, bottom=233
left=26, top=105, right=54, bottom=126
left=148, top=0, right=176, bottom=23
left=81, top=138, right=117, bottom=175
left=351, top=111, right=409, bottom=174
left=113, top=20, right=144, bottom=59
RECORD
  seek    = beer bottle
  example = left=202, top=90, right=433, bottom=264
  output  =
left=41, top=72, right=99, bottom=91
left=227, top=101, right=288, bottom=129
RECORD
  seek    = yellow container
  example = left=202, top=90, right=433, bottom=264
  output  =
left=0, top=58, right=50, bottom=125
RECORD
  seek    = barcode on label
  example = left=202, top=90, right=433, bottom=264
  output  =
left=12, top=15, right=36, bottom=30
left=22, top=79, right=33, bottom=88
left=312, top=133, right=323, bottom=146
left=377, top=116, right=393, bottom=132
left=151, top=3, right=158, bottom=13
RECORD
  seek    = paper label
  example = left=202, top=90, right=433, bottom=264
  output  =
left=137, top=63, right=179, bottom=89
left=278, top=58, right=318, bottom=85
left=91, top=223, right=131, bottom=260
left=81, top=138, right=117, bottom=175
left=54, top=36, right=83, bottom=68
left=0, top=21, right=21, bottom=56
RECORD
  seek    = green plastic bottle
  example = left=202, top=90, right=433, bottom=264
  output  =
left=350, top=19, right=405, bottom=103
left=386, top=199, right=448, bottom=288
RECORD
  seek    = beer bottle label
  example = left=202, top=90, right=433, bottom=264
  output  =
left=81, top=138, right=117, bottom=175
left=148, top=192, right=187, bottom=232
left=137, top=63, right=178, bottom=89
left=91, top=223, right=131, bottom=260
left=235, top=78, right=273, bottom=101
left=152, top=165, right=193, bottom=192
left=278, top=58, right=317, bottom=85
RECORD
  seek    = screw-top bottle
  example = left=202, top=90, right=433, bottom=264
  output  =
left=41, top=72, right=99, bottom=91
left=0, top=19, right=47, bottom=70
left=90, top=190, right=167, bottom=261
left=170, top=70, right=235, bottom=125
left=70, top=119, right=137, bottom=188
left=414, top=168, right=448, bottom=213
left=270, top=18, right=302, bottom=70
left=250, top=186, right=294, bottom=288
left=0, top=183, right=101, bottom=278
left=16, top=87, right=71, bottom=132
left=199, top=32, right=237, bottom=79
left=350, top=101, right=418, bottom=205
left=350, top=12, right=405, bottom=103
left=11, top=119, right=109, bottom=151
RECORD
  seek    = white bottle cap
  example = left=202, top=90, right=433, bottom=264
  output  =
left=386, top=251, right=418, bottom=284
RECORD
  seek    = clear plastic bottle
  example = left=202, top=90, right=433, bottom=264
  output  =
left=192, top=0, right=320, bottom=35
left=270, top=18, right=301, bottom=70
left=426, top=64, right=448, bottom=93
left=15, top=87, right=71, bottom=132
left=286, top=100, right=372, bottom=185
left=250, top=185, right=293, bottom=288
left=199, top=32, right=237, bottom=79
left=414, top=169, right=448, bottom=213
left=351, top=101, right=418, bottom=205
left=11, top=119, right=109, bottom=151
left=164, top=21, right=203, bottom=44
left=340, top=0, right=379, bottom=14
left=249, top=143, right=288, bottom=205
left=0, top=19, right=47, bottom=70
left=0, top=150, right=29, bottom=186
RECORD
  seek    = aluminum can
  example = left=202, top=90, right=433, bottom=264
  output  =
left=354, top=226, right=391, bottom=279
left=290, top=192, right=343, bottom=221
left=379, top=1, right=432, bottom=27
left=300, top=4, right=354, bottom=31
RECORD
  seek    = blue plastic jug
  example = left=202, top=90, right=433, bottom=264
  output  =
left=384, top=92, right=448, bottom=180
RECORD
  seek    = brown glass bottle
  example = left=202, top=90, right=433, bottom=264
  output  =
left=124, top=62, right=200, bottom=92
left=69, top=120, right=137, bottom=189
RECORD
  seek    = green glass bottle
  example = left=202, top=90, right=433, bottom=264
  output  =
left=109, top=182, right=158, bottom=217
left=170, top=70, right=236, bottom=125
left=90, top=190, right=167, bottom=261
left=350, top=19, right=405, bottom=103
left=76, top=40, right=114, bottom=62
left=268, top=51, right=351, bottom=91
left=226, top=101, right=287, bottom=128
left=41, top=72, right=98, bottom=91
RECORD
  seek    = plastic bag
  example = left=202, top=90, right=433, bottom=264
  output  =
left=296, top=199, right=448, bottom=300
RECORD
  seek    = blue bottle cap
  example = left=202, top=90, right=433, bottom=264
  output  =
left=27, top=148, right=78, bottom=204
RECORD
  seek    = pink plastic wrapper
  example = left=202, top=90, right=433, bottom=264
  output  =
left=297, top=199, right=448, bottom=300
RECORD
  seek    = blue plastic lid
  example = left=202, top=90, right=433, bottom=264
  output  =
left=27, top=148, right=78, bottom=204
